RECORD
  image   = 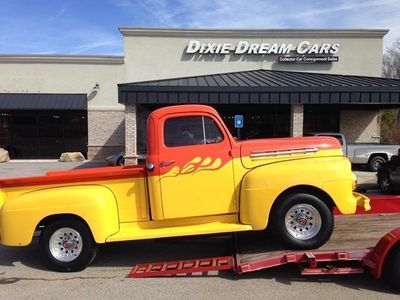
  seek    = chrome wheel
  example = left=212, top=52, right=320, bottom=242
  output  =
left=285, top=204, right=322, bottom=240
left=379, top=175, right=390, bottom=192
left=49, top=227, right=83, bottom=262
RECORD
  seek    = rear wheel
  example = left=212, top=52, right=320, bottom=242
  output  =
left=272, top=193, right=334, bottom=250
left=40, top=219, right=98, bottom=272
left=368, top=156, right=386, bottom=172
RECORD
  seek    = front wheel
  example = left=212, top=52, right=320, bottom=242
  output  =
left=272, top=193, right=334, bottom=250
left=378, top=172, right=393, bottom=194
left=40, top=219, right=98, bottom=272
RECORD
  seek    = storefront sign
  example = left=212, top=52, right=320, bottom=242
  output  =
left=185, top=40, right=340, bottom=63
left=278, top=55, right=339, bottom=63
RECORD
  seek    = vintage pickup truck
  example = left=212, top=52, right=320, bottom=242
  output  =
left=0, top=105, right=369, bottom=271
left=306, top=132, right=400, bottom=172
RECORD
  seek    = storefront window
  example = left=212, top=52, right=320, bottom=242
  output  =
left=303, top=105, right=340, bottom=134
left=0, top=110, right=87, bottom=159
left=217, top=104, right=290, bottom=139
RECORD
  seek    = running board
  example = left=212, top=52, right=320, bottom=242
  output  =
left=107, top=218, right=252, bottom=242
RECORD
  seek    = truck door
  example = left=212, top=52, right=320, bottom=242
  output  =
left=157, top=114, right=237, bottom=219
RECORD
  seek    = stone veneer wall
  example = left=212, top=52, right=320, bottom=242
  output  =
left=136, top=105, right=151, bottom=155
left=291, top=104, right=304, bottom=137
left=87, top=109, right=125, bottom=159
left=340, top=110, right=380, bottom=143
left=124, top=104, right=138, bottom=165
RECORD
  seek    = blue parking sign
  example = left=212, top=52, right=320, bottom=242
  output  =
left=234, top=115, right=244, bottom=128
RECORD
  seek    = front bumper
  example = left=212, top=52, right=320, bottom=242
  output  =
left=353, top=192, right=371, bottom=211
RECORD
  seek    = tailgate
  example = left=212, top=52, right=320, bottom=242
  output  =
left=0, top=188, right=4, bottom=210
left=0, top=188, right=4, bottom=241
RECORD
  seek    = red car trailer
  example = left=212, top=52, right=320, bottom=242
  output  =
left=128, top=197, right=400, bottom=292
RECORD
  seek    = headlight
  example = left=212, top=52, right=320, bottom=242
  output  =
left=352, top=172, right=357, bottom=190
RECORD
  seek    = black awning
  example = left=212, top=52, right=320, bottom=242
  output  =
left=118, top=69, right=400, bottom=105
left=0, top=93, right=87, bottom=110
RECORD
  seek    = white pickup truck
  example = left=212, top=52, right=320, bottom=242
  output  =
left=306, top=133, right=400, bottom=172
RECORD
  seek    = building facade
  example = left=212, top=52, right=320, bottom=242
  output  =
left=1, top=28, right=399, bottom=161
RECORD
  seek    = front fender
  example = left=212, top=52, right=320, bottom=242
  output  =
left=240, top=156, right=355, bottom=230
left=0, top=185, right=119, bottom=246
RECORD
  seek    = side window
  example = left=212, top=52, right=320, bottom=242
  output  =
left=164, top=116, right=223, bottom=147
left=204, top=117, right=223, bottom=144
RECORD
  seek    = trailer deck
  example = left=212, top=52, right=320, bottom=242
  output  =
left=128, top=213, right=400, bottom=278
left=237, top=214, right=400, bottom=264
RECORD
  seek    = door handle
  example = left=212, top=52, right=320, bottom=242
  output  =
left=160, top=160, right=176, bottom=168
left=147, top=163, right=155, bottom=172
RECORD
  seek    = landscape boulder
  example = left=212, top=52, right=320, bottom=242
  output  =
left=0, top=148, right=10, bottom=163
left=59, top=152, right=85, bottom=162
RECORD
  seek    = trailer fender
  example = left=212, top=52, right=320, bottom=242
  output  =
left=0, top=185, right=119, bottom=246
left=363, top=227, right=400, bottom=278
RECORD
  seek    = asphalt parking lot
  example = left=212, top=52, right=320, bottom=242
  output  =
left=0, top=161, right=398, bottom=299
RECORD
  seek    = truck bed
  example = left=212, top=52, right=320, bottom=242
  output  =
left=0, top=165, right=146, bottom=188
left=237, top=214, right=400, bottom=264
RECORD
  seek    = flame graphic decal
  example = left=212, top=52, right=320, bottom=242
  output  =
left=167, top=156, right=222, bottom=177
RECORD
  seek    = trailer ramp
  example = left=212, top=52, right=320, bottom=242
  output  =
left=128, top=214, right=400, bottom=278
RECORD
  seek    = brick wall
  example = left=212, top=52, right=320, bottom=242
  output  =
left=340, top=110, right=380, bottom=143
left=87, top=109, right=125, bottom=159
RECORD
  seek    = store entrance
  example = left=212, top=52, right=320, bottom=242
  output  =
left=0, top=110, right=88, bottom=159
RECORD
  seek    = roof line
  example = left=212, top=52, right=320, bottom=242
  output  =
left=118, top=69, right=400, bottom=86
left=119, top=85, right=400, bottom=93
left=0, top=92, right=87, bottom=95
left=0, top=54, right=125, bottom=65
left=119, top=27, right=389, bottom=38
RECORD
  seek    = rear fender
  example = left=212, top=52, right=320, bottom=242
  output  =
left=363, top=227, right=400, bottom=279
left=0, top=185, right=119, bottom=246
left=239, top=157, right=353, bottom=230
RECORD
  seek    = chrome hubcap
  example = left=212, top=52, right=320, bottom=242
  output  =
left=381, top=177, right=390, bottom=191
left=285, top=204, right=322, bottom=240
left=49, top=228, right=83, bottom=262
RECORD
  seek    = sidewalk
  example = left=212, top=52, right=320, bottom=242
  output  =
left=0, top=161, right=108, bottom=178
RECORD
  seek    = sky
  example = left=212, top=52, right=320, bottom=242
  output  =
left=0, top=0, right=399, bottom=55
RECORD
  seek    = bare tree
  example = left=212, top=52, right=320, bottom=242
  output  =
left=383, top=38, right=400, bottom=79
left=381, top=38, right=400, bottom=143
